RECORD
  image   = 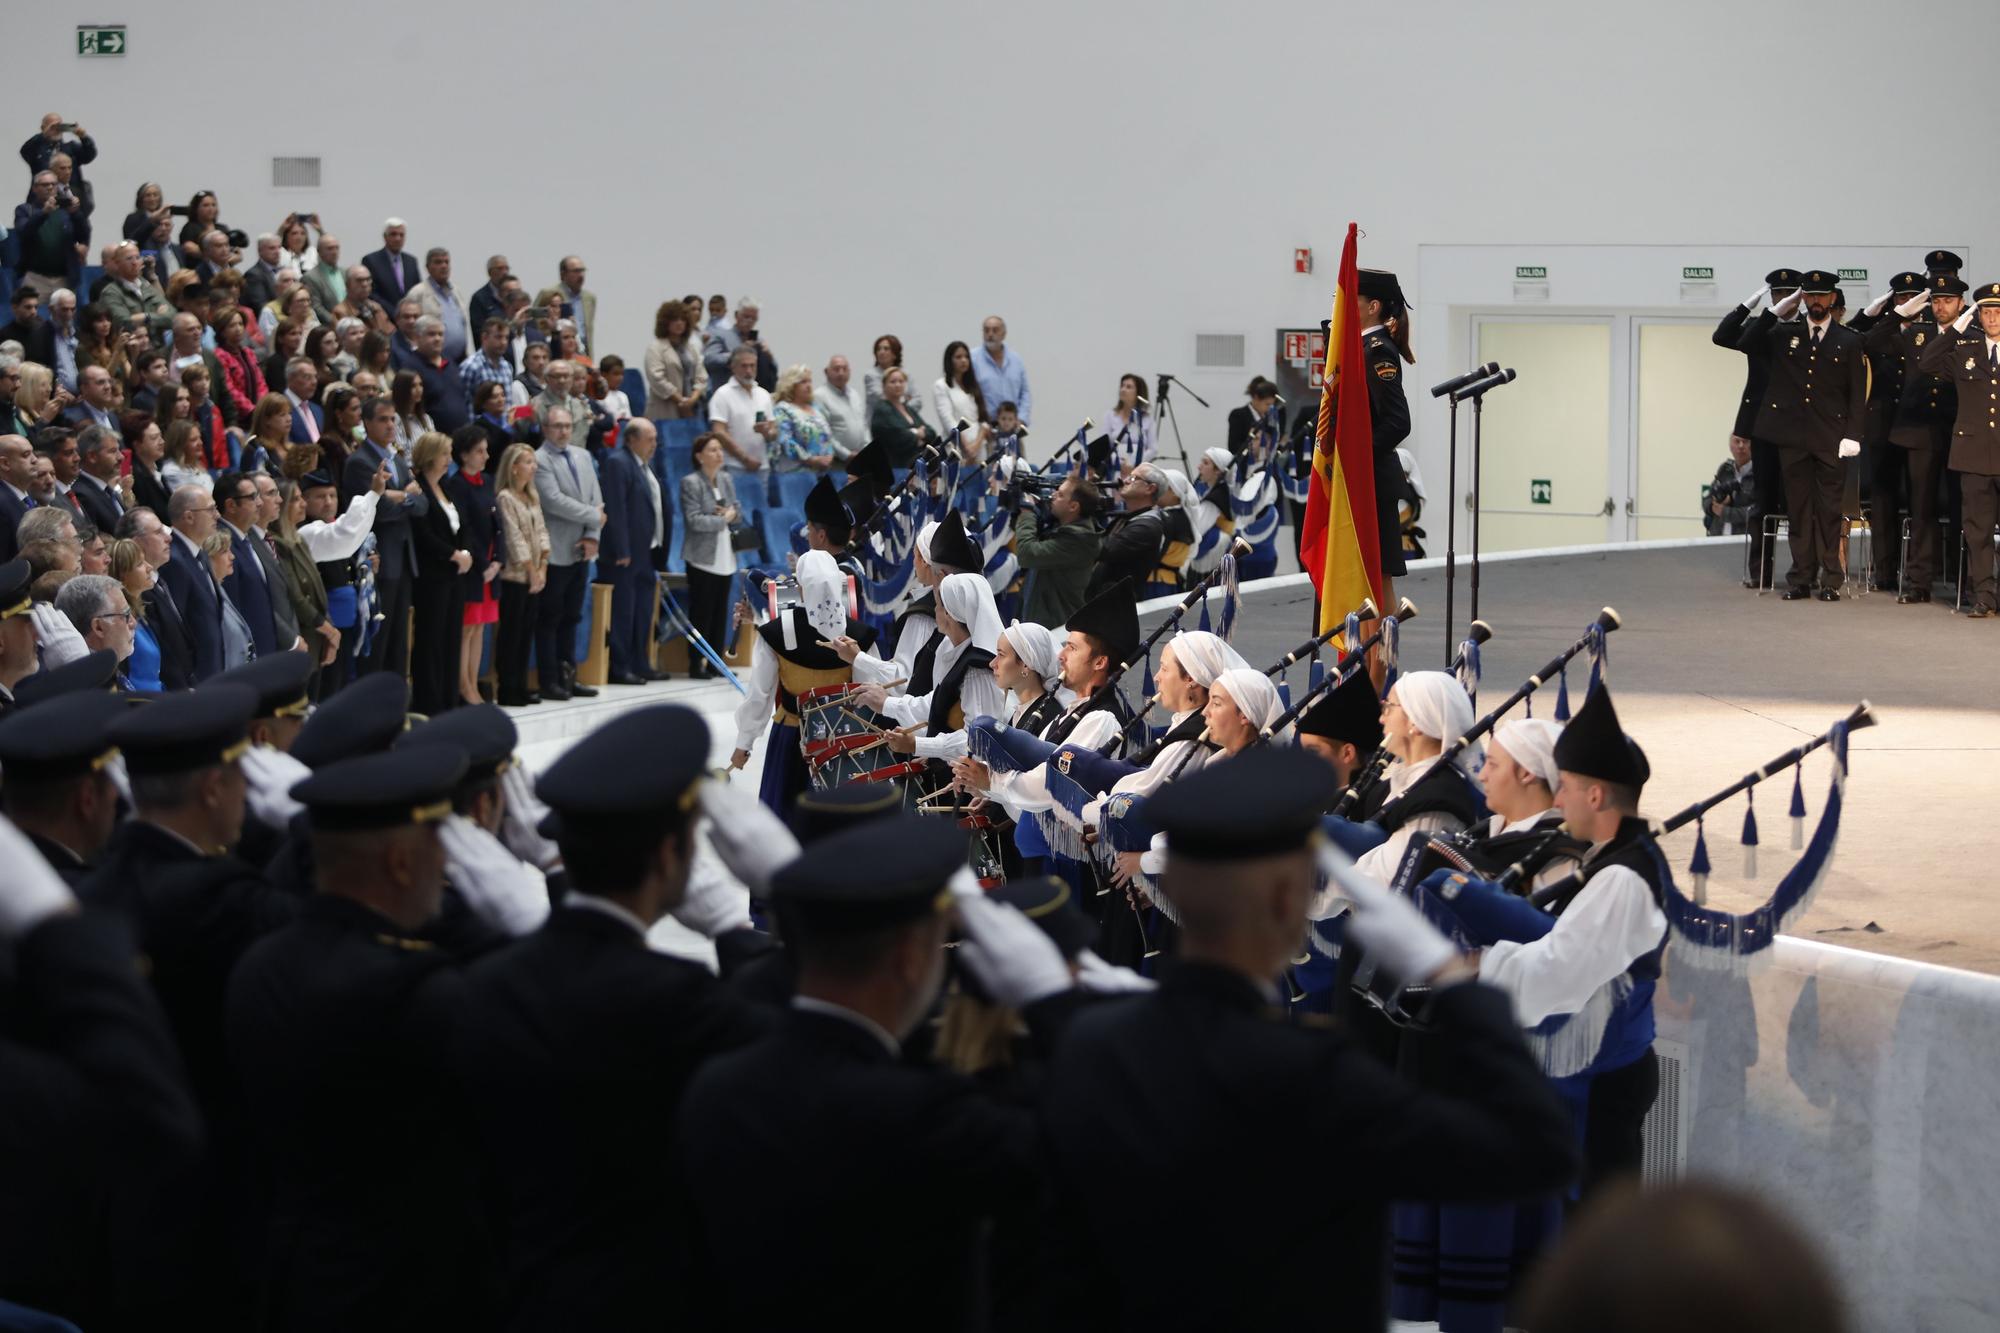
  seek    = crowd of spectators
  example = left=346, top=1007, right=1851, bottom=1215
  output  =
left=1, top=112, right=1040, bottom=709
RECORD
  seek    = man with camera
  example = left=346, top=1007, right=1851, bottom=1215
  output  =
left=19, top=114, right=96, bottom=187
left=98, top=242, right=175, bottom=337
left=12, top=172, right=85, bottom=301
left=1009, top=468, right=1102, bottom=627
left=1705, top=435, right=1754, bottom=537
left=1084, top=462, right=1174, bottom=605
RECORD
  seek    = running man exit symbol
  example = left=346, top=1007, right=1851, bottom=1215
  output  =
left=1530, top=479, right=1552, bottom=505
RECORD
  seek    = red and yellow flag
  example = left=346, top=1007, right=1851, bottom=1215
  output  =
left=1299, top=223, right=1382, bottom=632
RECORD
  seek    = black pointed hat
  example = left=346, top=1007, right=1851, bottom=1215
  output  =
left=1552, top=682, right=1650, bottom=789
left=927, top=511, right=981, bottom=574
left=1064, top=579, right=1141, bottom=666
left=1297, top=666, right=1384, bottom=752
left=803, top=475, right=852, bottom=538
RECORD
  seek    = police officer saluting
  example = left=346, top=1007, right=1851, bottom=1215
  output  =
left=1876, top=264, right=1967, bottom=602
left=1739, top=270, right=1869, bottom=600
left=1917, top=278, right=2000, bottom=617
left=1717, top=269, right=1800, bottom=586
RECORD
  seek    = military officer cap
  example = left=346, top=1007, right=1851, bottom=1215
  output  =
left=927, top=511, right=982, bottom=574
left=1552, top=682, right=1650, bottom=790
left=1975, top=282, right=2000, bottom=309
left=768, top=812, right=967, bottom=933
left=1797, top=270, right=1840, bottom=294
left=991, top=876, right=1094, bottom=960
left=803, top=476, right=854, bottom=542
left=291, top=744, right=467, bottom=832
left=1065, top=580, right=1141, bottom=666
left=109, top=682, right=257, bottom=776
left=0, top=558, right=31, bottom=622
left=1296, top=666, right=1385, bottom=752
left=1925, top=249, right=1964, bottom=276
left=792, top=781, right=902, bottom=844
left=1148, top=746, right=1338, bottom=862
left=0, top=691, right=124, bottom=784
left=1931, top=273, right=1970, bottom=297
left=534, top=703, right=709, bottom=840
left=290, top=672, right=410, bottom=769
left=395, top=702, right=517, bottom=785
left=1889, top=271, right=1927, bottom=297
left=211, top=649, right=314, bottom=720
left=15, top=648, right=120, bottom=709
left=1357, top=268, right=1407, bottom=314
left=1763, top=268, right=1802, bottom=290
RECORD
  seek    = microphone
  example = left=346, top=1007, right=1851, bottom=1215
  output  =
left=1454, top=367, right=1517, bottom=399
left=1431, top=363, right=1500, bottom=399
left=1272, top=393, right=1286, bottom=406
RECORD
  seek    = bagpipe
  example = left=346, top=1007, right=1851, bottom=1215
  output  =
left=1249, top=597, right=1422, bottom=752
left=1329, top=618, right=1494, bottom=820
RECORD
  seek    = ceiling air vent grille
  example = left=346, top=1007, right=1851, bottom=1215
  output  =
left=271, top=156, right=321, bottom=189
left=1194, top=333, right=1245, bottom=368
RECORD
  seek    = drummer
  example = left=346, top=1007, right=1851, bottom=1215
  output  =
left=837, top=511, right=983, bottom=699
left=853, top=572, right=1005, bottom=763
left=730, top=551, right=880, bottom=817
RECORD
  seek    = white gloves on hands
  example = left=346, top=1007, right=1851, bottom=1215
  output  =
left=1077, top=949, right=1156, bottom=993
left=1771, top=289, right=1806, bottom=319
left=1864, top=292, right=1893, bottom=317
left=1838, top=438, right=1861, bottom=460
left=0, top=815, right=77, bottom=937
left=240, top=745, right=310, bottom=830
left=1895, top=292, right=1931, bottom=320
left=438, top=814, right=550, bottom=938
left=954, top=891, right=1074, bottom=1009
left=499, top=761, right=562, bottom=871
left=1317, top=844, right=1459, bottom=985
left=671, top=851, right=753, bottom=939
left=1740, top=284, right=1770, bottom=311
left=697, top=779, right=800, bottom=899
left=1953, top=307, right=1976, bottom=333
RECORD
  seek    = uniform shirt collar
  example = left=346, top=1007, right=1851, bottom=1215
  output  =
left=563, top=891, right=650, bottom=938
left=791, top=995, right=900, bottom=1056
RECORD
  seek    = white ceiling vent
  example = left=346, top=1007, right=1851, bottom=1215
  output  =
left=271, top=156, right=321, bottom=189
left=1194, top=333, right=1245, bottom=368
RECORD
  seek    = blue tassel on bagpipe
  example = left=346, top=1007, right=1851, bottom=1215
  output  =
left=1688, top=817, right=1712, bottom=905
left=1586, top=621, right=1608, bottom=692
left=1309, top=655, right=1326, bottom=693
left=1276, top=680, right=1290, bottom=709
left=1454, top=637, right=1481, bottom=697
left=1342, top=610, right=1362, bottom=666
left=1380, top=613, right=1400, bottom=693
left=1663, top=722, right=1851, bottom=967
left=1740, top=790, right=1759, bottom=880
left=1218, top=553, right=1240, bottom=642
left=1197, top=591, right=1211, bottom=633
left=1789, top=764, right=1807, bottom=851
left=1553, top=666, right=1570, bottom=721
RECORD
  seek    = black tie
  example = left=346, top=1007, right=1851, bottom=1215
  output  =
left=1812, top=327, right=1822, bottom=347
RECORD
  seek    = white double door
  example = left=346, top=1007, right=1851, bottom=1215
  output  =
left=1463, top=313, right=1742, bottom=553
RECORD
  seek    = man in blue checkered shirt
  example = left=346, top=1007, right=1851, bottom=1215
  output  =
left=459, top=318, right=515, bottom=403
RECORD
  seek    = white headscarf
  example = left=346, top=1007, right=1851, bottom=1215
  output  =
left=1168, top=630, right=1248, bottom=688
left=1390, top=670, right=1480, bottom=773
left=915, top=519, right=939, bottom=567
left=795, top=550, right=848, bottom=640
left=938, top=572, right=1002, bottom=654
left=1160, top=468, right=1194, bottom=508
left=1202, top=447, right=1234, bottom=478
left=1493, top=718, right=1562, bottom=791
left=1001, top=620, right=1060, bottom=683
left=1213, top=666, right=1285, bottom=734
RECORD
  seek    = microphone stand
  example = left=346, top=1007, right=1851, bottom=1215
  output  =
left=1432, top=362, right=1496, bottom=655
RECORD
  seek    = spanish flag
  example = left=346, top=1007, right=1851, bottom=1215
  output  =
left=1300, top=223, right=1381, bottom=632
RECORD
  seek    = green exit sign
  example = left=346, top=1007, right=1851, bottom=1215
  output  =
left=1839, top=268, right=1867, bottom=282
left=1683, top=266, right=1715, bottom=280
left=1530, top=479, right=1553, bottom=505
left=1515, top=266, right=1548, bottom=281
left=76, top=25, right=126, bottom=55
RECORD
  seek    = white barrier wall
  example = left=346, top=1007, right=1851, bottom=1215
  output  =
left=1658, top=938, right=2000, bottom=1332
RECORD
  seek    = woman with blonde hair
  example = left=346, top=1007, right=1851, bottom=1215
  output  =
left=106, top=536, right=164, bottom=693
left=10, top=361, right=66, bottom=436
left=493, top=440, right=550, bottom=706
left=771, top=363, right=836, bottom=475
left=268, top=478, right=335, bottom=685
left=160, top=420, right=215, bottom=494
left=407, top=430, right=472, bottom=714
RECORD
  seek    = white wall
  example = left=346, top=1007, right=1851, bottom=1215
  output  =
left=15, top=0, right=2000, bottom=487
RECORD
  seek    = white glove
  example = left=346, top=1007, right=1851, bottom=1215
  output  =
left=1316, top=844, right=1458, bottom=985
left=1771, top=289, right=1806, bottom=319
left=1952, top=307, right=1975, bottom=333
left=240, top=745, right=310, bottom=830
left=671, top=850, right=753, bottom=938
left=438, top=814, right=550, bottom=938
left=500, top=760, right=561, bottom=871
left=954, top=892, right=1074, bottom=1009
left=1740, top=284, right=1769, bottom=311
left=1864, top=292, right=1893, bottom=317
left=1838, top=438, right=1860, bottom=460
left=0, top=815, right=78, bottom=936
left=1896, top=292, right=1931, bottom=319
left=697, top=779, right=799, bottom=899
left=1076, top=949, right=1156, bottom=993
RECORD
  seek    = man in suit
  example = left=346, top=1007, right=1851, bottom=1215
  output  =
left=534, top=256, right=595, bottom=357
left=160, top=485, right=226, bottom=680
left=59, top=364, right=120, bottom=433
left=597, top=419, right=669, bottom=685
left=248, top=473, right=304, bottom=654
left=118, top=505, right=196, bottom=690
left=215, top=471, right=285, bottom=658
left=70, top=424, right=126, bottom=537
left=1738, top=270, right=1870, bottom=601
left=361, top=218, right=419, bottom=308
left=0, top=434, right=37, bottom=564
left=532, top=406, right=603, bottom=701
left=282, top=358, right=325, bottom=445
left=343, top=398, right=427, bottom=677
left=301, top=234, right=345, bottom=322
left=33, top=428, right=89, bottom=526
left=467, top=254, right=510, bottom=335
left=240, top=233, right=284, bottom=314
left=0, top=287, right=55, bottom=366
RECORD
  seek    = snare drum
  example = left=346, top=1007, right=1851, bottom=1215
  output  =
left=798, top=683, right=884, bottom=792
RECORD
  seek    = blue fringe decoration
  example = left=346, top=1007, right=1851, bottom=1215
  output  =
left=1554, top=667, right=1571, bottom=722
left=1217, top=554, right=1240, bottom=642
left=1741, top=790, right=1759, bottom=879
left=1381, top=614, right=1400, bottom=693
left=1789, top=764, right=1807, bottom=850
left=1688, top=817, right=1711, bottom=904
left=1454, top=638, right=1482, bottom=696
left=1309, top=655, right=1326, bottom=692
left=1197, top=592, right=1211, bottom=633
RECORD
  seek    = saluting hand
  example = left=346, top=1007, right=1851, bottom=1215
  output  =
left=1771, top=289, right=1806, bottom=320
left=1740, top=284, right=1770, bottom=311
left=1895, top=293, right=1931, bottom=320
left=1863, top=292, right=1894, bottom=318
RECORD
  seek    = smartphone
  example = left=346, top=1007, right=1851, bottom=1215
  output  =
left=169, top=204, right=191, bottom=217
left=55, top=122, right=76, bottom=134
left=754, top=412, right=768, bottom=424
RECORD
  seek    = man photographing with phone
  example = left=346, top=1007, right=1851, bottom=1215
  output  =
left=20, top=114, right=97, bottom=190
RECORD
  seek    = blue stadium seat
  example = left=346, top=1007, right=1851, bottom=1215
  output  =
left=758, top=507, right=804, bottom=564
left=622, top=367, right=647, bottom=418
left=773, top=472, right=817, bottom=512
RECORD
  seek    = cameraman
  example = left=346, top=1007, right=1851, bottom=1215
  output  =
left=1010, top=467, right=1103, bottom=627
left=1706, top=434, right=1754, bottom=538
left=13, top=171, right=84, bottom=300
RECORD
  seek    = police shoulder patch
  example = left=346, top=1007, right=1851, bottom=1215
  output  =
left=1374, top=362, right=1399, bottom=381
